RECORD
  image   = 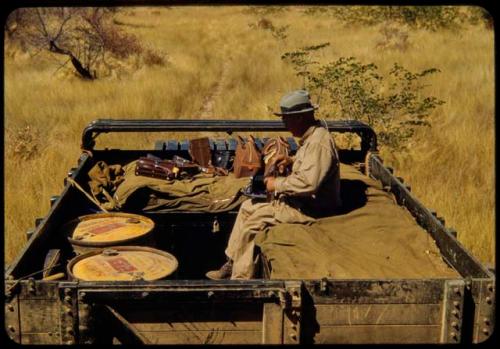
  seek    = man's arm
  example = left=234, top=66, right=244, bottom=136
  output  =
left=273, top=142, right=337, bottom=196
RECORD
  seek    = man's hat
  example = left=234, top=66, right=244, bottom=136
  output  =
left=273, top=89, right=319, bottom=116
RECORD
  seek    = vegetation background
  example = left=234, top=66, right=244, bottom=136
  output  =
left=4, top=6, right=494, bottom=267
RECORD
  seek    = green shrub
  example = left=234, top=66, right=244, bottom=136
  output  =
left=282, top=44, right=445, bottom=152
left=303, top=6, right=493, bottom=31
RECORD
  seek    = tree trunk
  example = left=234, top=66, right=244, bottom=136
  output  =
left=69, top=56, right=94, bottom=80
left=49, top=40, right=94, bottom=80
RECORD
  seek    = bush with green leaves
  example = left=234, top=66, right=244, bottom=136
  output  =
left=282, top=43, right=445, bottom=152
left=302, top=6, right=492, bottom=31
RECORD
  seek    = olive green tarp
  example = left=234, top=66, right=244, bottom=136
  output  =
left=114, top=161, right=249, bottom=212
left=254, top=164, right=459, bottom=280
left=114, top=160, right=458, bottom=280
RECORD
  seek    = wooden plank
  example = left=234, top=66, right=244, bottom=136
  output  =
left=312, top=325, right=441, bottom=344
left=141, top=330, right=262, bottom=344
left=132, top=319, right=261, bottom=332
left=305, top=279, right=445, bottom=304
left=19, top=300, right=60, bottom=334
left=120, top=303, right=262, bottom=331
left=104, top=305, right=151, bottom=344
left=315, top=304, right=441, bottom=326
left=262, top=302, right=283, bottom=343
left=21, top=333, right=60, bottom=345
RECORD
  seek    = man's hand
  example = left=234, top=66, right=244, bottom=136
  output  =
left=264, top=176, right=276, bottom=193
left=274, top=155, right=293, bottom=175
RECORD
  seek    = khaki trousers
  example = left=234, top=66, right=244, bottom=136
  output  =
left=225, top=198, right=315, bottom=279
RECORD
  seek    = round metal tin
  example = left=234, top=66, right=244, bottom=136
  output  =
left=67, top=246, right=178, bottom=281
left=66, top=212, right=155, bottom=254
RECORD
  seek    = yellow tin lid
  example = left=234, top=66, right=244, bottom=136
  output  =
left=69, top=246, right=178, bottom=281
left=70, top=213, right=154, bottom=245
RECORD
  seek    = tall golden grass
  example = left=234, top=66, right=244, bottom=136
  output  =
left=4, top=6, right=494, bottom=266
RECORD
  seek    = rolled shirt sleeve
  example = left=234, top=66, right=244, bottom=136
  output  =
left=274, top=142, right=335, bottom=196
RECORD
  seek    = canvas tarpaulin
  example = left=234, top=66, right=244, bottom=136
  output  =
left=113, top=160, right=250, bottom=212
left=254, top=163, right=459, bottom=279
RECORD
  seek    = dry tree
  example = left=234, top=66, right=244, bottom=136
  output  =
left=7, top=7, right=142, bottom=79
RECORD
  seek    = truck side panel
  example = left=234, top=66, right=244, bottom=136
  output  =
left=117, top=302, right=263, bottom=344
left=300, top=279, right=465, bottom=344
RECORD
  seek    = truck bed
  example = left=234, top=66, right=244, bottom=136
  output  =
left=4, top=119, right=494, bottom=345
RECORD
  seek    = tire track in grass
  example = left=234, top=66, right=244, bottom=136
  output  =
left=199, top=58, right=231, bottom=119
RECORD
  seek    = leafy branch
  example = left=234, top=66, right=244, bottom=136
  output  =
left=282, top=44, right=445, bottom=152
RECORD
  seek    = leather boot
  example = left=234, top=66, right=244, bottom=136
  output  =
left=206, top=260, right=233, bottom=280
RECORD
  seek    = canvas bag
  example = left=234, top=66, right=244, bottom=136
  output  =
left=233, top=135, right=262, bottom=178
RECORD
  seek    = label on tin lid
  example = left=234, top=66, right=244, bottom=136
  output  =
left=71, top=213, right=154, bottom=243
left=71, top=248, right=178, bottom=281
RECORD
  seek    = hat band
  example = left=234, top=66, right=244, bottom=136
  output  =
left=280, top=102, right=314, bottom=114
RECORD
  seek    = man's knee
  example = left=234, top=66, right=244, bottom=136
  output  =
left=239, top=198, right=256, bottom=213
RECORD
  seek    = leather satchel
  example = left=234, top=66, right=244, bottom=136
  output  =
left=233, top=135, right=262, bottom=178
left=135, top=157, right=178, bottom=180
left=189, top=137, right=212, bottom=168
left=262, top=136, right=291, bottom=178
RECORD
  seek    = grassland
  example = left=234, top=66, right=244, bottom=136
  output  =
left=4, top=6, right=494, bottom=267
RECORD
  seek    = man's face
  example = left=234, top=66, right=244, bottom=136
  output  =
left=282, top=114, right=308, bottom=137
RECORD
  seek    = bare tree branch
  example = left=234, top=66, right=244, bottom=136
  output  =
left=53, top=10, right=73, bottom=42
left=35, top=9, right=50, bottom=38
left=53, top=57, right=71, bottom=75
left=10, top=7, right=143, bottom=80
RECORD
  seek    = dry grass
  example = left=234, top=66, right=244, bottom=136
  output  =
left=4, top=6, right=494, bottom=266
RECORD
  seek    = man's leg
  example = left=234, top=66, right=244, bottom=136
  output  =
left=225, top=199, right=270, bottom=260
left=207, top=199, right=315, bottom=280
left=206, top=199, right=273, bottom=280
left=230, top=200, right=316, bottom=279
left=227, top=202, right=278, bottom=279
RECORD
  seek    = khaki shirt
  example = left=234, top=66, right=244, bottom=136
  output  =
left=274, top=123, right=342, bottom=216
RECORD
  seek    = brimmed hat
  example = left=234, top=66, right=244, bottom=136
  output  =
left=273, top=90, right=318, bottom=116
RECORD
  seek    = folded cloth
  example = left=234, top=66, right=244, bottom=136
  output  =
left=113, top=160, right=250, bottom=213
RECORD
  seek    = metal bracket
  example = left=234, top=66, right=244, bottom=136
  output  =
left=281, top=281, right=302, bottom=344
left=319, top=277, right=329, bottom=295
left=27, top=277, right=36, bottom=296
left=5, top=295, right=20, bottom=343
left=473, top=279, right=495, bottom=343
left=59, top=286, right=78, bottom=345
left=440, top=279, right=465, bottom=343
left=5, top=279, right=19, bottom=301
left=77, top=291, right=95, bottom=344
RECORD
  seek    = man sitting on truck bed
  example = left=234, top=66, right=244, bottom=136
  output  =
left=206, top=90, right=342, bottom=280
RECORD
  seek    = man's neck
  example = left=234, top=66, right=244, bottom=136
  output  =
left=297, top=120, right=318, bottom=137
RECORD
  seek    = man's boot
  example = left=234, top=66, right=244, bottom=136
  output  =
left=206, top=259, right=233, bottom=280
